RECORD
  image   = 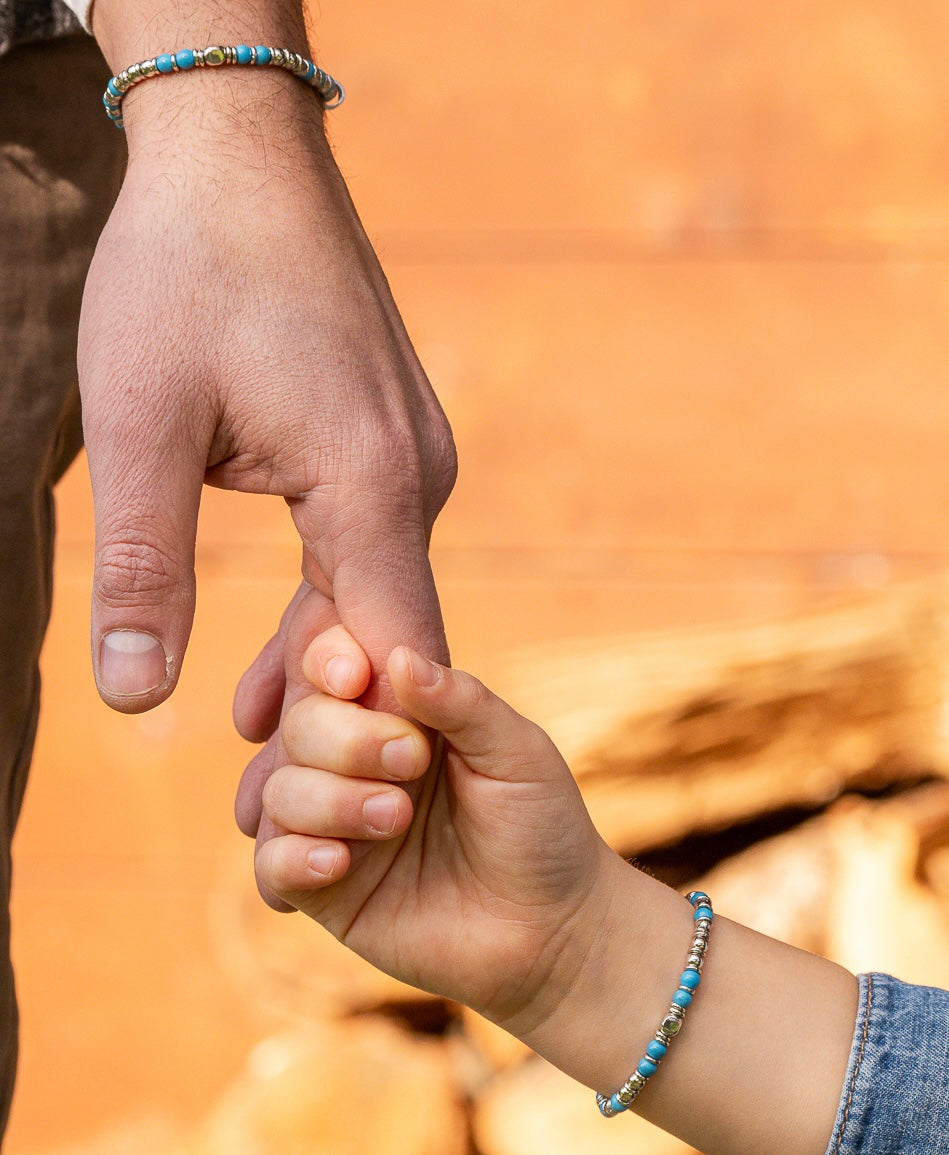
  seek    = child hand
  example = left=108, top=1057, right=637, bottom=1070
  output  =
left=255, top=625, right=616, bottom=1036
left=254, top=627, right=861, bottom=1155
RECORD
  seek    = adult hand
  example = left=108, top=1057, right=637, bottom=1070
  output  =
left=78, top=69, right=455, bottom=718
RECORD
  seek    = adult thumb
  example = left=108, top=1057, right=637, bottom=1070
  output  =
left=86, top=426, right=204, bottom=713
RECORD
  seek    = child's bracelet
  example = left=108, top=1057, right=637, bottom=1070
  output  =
left=102, top=44, right=344, bottom=129
left=596, top=890, right=713, bottom=1117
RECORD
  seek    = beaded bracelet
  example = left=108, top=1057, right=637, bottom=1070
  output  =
left=102, top=44, right=344, bottom=129
left=596, top=890, right=713, bottom=1117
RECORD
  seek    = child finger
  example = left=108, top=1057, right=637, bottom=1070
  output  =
left=301, top=624, right=372, bottom=700
left=282, top=692, right=430, bottom=781
left=255, top=832, right=352, bottom=896
left=262, top=764, right=413, bottom=841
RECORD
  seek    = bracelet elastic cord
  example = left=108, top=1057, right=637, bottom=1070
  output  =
left=103, top=44, right=344, bottom=129
left=596, top=890, right=713, bottom=1117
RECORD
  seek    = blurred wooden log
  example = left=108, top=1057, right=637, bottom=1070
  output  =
left=689, top=809, right=834, bottom=954
left=33, top=1116, right=189, bottom=1155
left=824, top=783, right=949, bottom=986
left=460, top=1005, right=532, bottom=1072
left=195, top=1019, right=467, bottom=1155
left=495, top=583, right=949, bottom=853
left=695, top=782, right=949, bottom=985
left=473, top=1057, right=697, bottom=1155
left=210, top=848, right=442, bottom=1020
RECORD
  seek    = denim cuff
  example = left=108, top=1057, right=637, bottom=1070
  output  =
left=825, top=972, right=949, bottom=1154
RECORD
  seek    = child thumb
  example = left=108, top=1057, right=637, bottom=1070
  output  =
left=388, top=647, right=552, bottom=782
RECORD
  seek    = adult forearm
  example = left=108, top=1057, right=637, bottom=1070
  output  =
left=91, top=0, right=311, bottom=71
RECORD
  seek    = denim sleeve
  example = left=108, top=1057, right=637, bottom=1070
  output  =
left=825, top=973, right=949, bottom=1154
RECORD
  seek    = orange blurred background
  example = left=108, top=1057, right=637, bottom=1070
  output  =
left=7, top=1, right=948, bottom=1150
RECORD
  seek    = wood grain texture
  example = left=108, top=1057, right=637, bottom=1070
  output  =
left=7, top=0, right=948, bottom=1150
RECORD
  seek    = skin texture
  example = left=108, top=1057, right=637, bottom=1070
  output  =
left=255, top=623, right=861, bottom=1155
left=80, top=2, right=455, bottom=910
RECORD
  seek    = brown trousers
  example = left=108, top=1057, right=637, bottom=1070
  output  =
left=0, top=34, right=124, bottom=1136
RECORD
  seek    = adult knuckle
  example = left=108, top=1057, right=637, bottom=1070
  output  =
left=425, top=422, right=458, bottom=513
left=95, top=536, right=179, bottom=606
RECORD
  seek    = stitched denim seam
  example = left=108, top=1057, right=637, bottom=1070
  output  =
left=832, top=973, right=873, bottom=1155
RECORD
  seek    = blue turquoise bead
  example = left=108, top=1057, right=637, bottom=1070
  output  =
left=646, top=1040, right=667, bottom=1060
left=609, top=1093, right=627, bottom=1114
left=694, top=905, right=713, bottom=922
left=107, top=78, right=121, bottom=97
left=305, top=60, right=316, bottom=80
left=673, top=989, right=693, bottom=1008
left=680, top=969, right=701, bottom=990
left=155, top=54, right=174, bottom=73
left=235, top=44, right=253, bottom=64
left=255, top=45, right=273, bottom=65
left=174, top=49, right=195, bottom=69
left=637, top=1058, right=658, bottom=1079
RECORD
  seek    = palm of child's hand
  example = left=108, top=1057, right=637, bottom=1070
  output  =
left=255, top=627, right=610, bottom=1027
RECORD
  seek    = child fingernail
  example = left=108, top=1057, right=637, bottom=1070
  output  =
left=363, top=793, right=400, bottom=836
left=406, top=649, right=441, bottom=688
left=307, top=845, right=341, bottom=876
left=324, top=655, right=354, bottom=695
left=380, top=735, right=418, bottom=778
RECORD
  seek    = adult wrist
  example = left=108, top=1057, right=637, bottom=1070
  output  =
left=113, top=61, right=331, bottom=148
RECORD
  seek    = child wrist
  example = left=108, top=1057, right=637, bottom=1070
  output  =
left=596, top=890, right=713, bottom=1116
